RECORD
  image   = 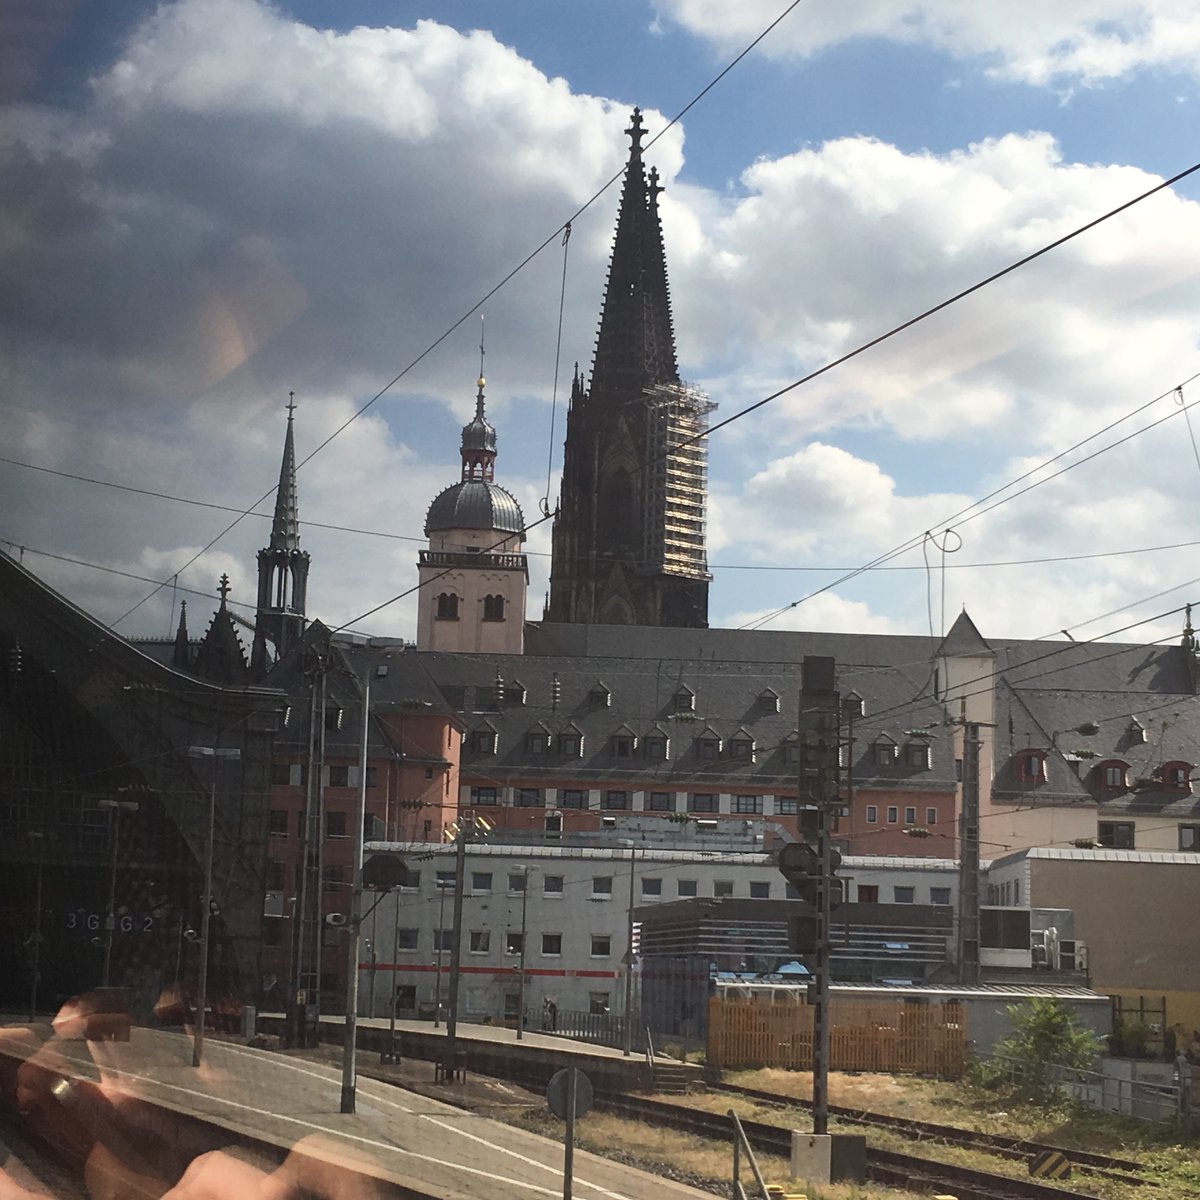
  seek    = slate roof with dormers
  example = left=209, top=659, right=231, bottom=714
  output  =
left=411, top=644, right=957, bottom=794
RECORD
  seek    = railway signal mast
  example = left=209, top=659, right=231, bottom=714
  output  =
left=777, top=656, right=843, bottom=1136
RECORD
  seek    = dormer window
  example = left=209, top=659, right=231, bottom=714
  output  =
left=1128, top=718, right=1147, bottom=744
left=1163, top=761, right=1192, bottom=790
left=506, top=680, right=527, bottom=705
left=611, top=727, right=636, bottom=757
left=873, top=739, right=897, bottom=767
left=471, top=727, right=498, bottom=755
left=844, top=692, right=864, bottom=718
left=1097, top=759, right=1129, bottom=790
left=525, top=726, right=550, bottom=756
left=1018, top=749, right=1047, bottom=783
left=728, top=731, right=755, bottom=762
left=674, top=687, right=695, bottom=714
left=758, top=688, right=780, bottom=714
left=905, top=743, right=931, bottom=770
left=696, top=731, right=721, bottom=761
left=644, top=730, right=669, bottom=761
left=589, top=682, right=611, bottom=707
left=558, top=726, right=583, bottom=758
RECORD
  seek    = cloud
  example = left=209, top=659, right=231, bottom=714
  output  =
left=654, top=1, right=1200, bottom=86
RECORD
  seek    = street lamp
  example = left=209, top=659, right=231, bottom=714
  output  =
left=187, top=745, right=241, bottom=1068
left=621, top=840, right=639, bottom=1057
left=97, top=797, right=140, bottom=988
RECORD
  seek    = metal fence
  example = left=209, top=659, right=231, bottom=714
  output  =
left=536, top=1007, right=633, bottom=1050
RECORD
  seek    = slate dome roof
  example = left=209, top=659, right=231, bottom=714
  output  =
left=425, top=480, right=524, bottom=535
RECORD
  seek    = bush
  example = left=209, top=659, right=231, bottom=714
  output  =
left=976, top=998, right=1103, bottom=1102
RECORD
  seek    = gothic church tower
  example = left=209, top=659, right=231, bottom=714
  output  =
left=547, top=109, right=714, bottom=628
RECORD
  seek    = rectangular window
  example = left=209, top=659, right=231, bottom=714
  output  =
left=857, top=884, right=879, bottom=903
left=688, top=793, right=718, bottom=813
left=471, top=785, right=498, bottom=805
left=326, top=811, right=348, bottom=838
left=713, top=880, right=734, bottom=897
left=907, top=744, right=930, bottom=768
left=527, top=732, right=547, bottom=755
left=926, top=806, right=938, bottom=825
left=904, top=806, right=917, bottom=825
left=697, top=737, right=719, bottom=761
left=471, top=730, right=497, bottom=754
left=644, top=736, right=668, bottom=760
left=930, top=887, right=951, bottom=906
left=894, top=886, right=915, bottom=904
left=471, top=871, right=493, bottom=893
left=515, top=787, right=543, bottom=808
left=648, top=791, right=674, bottom=812
left=469, top=930, right=490, bottom=953
left=750, top=880, right=770, bottom=899
left=603, top=790, right=629, bottom=810
left=734, top=794, right=762, bottom=814
left=865, top=805, right=878, bottom=824
left=874, top=743, right=897, bottom=767
left=543, top=874, right=564, bottom=897
left=508, top=872, right=528, bottom=893
left=268, top=809, right=289, bottom=836
left=641, top=877, right=663, bottom=898
left=328, top=764, right=350, bottom=788
left=431, top=928, right=454, bottom=952
left=505, top=931, right=524, bottom=955
left=886, top=806, right=899, bottom=824
left=322, top=866, right=345, bottom=893
left=560, top=789, right=587, bottom=809
left=590, top=935, right=611, bottom=957
left=267, top=860, right=286, bottom=891
left=677, top=879, right=698, bottom=897
left=1180, top=824, right=1200, bottom=851
left=589, top=992, right=611, bottom=1015
left=559, top=732, right=582, bottom=757
left=395, top=927, right=419, bottom=951
left=775, top=796, right=798, bottom=815
left=592, top=876, right=613, bottom=898
left=612, top=735, right=634, bottom=757
left=364, top=766, right=378, bottom=789
left=541, top=933, right=562, bottom=956
left=1098, top=821, right=1135, bottom=849
left=270, top=763, right=290, bottom=786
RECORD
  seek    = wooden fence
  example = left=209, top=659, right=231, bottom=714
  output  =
left=708, top=995, right=968, bottom=1076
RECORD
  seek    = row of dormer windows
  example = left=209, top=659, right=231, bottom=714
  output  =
left=1017, top=750, right=1192, bottom=790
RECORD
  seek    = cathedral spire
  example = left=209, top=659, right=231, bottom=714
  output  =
left=252, top=396, right=310, bottom=675
left=270, top=392, right=302, bottom=552
left=546, top=109, right=711, bottom=629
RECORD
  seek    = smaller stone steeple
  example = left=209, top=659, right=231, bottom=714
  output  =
left=194, top=575, right=249, bottom=684
left=172, top=600, right=191, bottom=670
left=251, top=395, right=310, bottom=674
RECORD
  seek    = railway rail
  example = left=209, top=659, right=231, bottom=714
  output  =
left=710, top=1080, right=1153, bottom=1186
left=597, top=1092, right=1113, bottom=1200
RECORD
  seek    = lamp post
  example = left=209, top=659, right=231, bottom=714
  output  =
left=187, top=745, right=241, bottom=1068
left=97, top=798, right=140, bottom=988
left=340, top=676, right=370, bottom=1114
left=434, top=877, right=449, bottom=1028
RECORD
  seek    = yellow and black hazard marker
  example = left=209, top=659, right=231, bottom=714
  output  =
left=1029, top=1149, right=1072, bottom=1180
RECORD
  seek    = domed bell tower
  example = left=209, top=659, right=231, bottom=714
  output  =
left=417, top=372, right=528, bottom=654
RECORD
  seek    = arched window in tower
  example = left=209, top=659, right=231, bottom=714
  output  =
left=435, top=593, right=460, bottom=621
left=483, top=594, right=506, bottom=622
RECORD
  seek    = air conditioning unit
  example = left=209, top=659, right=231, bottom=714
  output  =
left=324, top=912, right=348, bottom=928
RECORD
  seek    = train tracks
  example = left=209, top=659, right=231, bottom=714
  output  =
left=711, top=1081, right=1153, bottom=1187
left=595, top=1091, right=1155, bottom=1200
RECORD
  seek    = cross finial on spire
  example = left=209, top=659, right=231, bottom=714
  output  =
left=218, top=574, right=231, bottom=605
left=286, top=391, right=296, bottom=419
left=648, top=165, right=663, bottom=206
left=625, top=107, right=646, bottom=156
left=476, top=315, right=487, bottom=417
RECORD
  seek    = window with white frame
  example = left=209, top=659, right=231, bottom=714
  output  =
left=541, top=933, right=562, bottom=956
left=591, top=934, right=611, bottom=957
left=865, top=804, right=878, bottom=823
left=543, top=874, right=564, bottom=896
left=592, top=876, right=613, bottom=898
left=469, top=930, right=490, bottom=953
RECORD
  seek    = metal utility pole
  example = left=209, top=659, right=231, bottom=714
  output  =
left=957, top=715, right=982, bottom=985
left=98, top=797, right=140, bottom=987
left=623, top=844, right=637, bottom=1056
left=187, top=745, right=240, bottom=1068
left=444, top=816, right=470, bottom=1074
left=777, top=656, right=841, bottom=1137
left=516, top=867, right=531, bottom=1041
left=341, top=677, right=370, bottom=1113
left=434, top=878, right=448, bottom=1027
left=28, top=830, right=45, bottom=1021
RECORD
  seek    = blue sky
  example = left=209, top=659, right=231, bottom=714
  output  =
left=5, top=0, right=1200, bottom=647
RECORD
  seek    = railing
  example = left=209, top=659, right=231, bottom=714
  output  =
left=538, top=1008, right=630, bottom=1050
left=730, top=1109, right=771, bottom=1200
left=419, top=550, right=525, bottom=570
